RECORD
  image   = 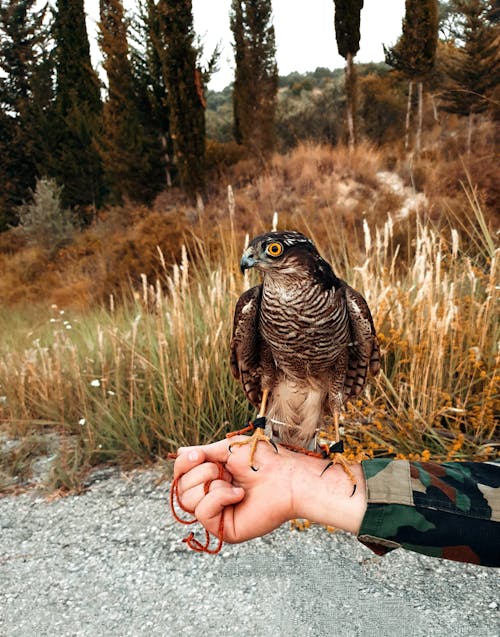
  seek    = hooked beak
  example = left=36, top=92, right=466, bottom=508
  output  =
left=240, top=249, right=258, bottom=273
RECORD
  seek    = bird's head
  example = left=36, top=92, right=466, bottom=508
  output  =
left=240, top=231, right=319, bottom=275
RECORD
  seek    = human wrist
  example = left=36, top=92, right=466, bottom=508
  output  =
left=289, top=453, right=367, bottom=535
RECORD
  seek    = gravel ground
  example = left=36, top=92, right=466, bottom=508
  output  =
left=1, top=468, right=498, bottom=637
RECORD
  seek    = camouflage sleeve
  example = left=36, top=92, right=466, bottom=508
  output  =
left=357, top=459, right=500, bottom=567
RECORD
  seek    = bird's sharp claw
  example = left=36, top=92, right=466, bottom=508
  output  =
left=320, top=461, right=334, bottom=476
left=269, top=438, right=278, bottom=453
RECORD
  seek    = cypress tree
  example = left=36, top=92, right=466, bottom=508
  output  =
left=230, top=0, right=278, bottom=158
left=155, top=0, right=205, bottom=199
left=384, top=0, right=439, bottom=151
left=53, top=0, right=104, bottom=217
left=0, top=0, right=52, bottom=229
left=333, top=0, right=363, bottom=147
left=130, top=0, right=174, bottom=190
left=99, top=0, right=160, bottom=203
left=231, top=0, right=245, bottom=146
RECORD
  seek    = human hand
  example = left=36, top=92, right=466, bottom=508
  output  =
left=173, top=437, right=295, bottom=542
left=173, top=436, right=367, bottom=544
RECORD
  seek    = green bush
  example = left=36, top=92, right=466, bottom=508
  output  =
left=17, top=178, right=77, bottom=252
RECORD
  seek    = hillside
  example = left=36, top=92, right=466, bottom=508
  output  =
left=0, top=131, right=498, bottom=492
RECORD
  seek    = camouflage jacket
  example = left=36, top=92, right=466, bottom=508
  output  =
left=358, top=459, right=500, bottom=567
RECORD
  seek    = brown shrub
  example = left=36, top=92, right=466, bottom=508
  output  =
left=0, top=138, right=497, bottom=310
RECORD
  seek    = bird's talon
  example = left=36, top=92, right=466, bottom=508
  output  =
left=320, top=461, right=334, bottom=476
left=269, top=439, right=279, bottom=453
left=228, top=445, right=233, bottom=453
left=350, top=484, right=357, bottom=497
left=251, top=465, right=259, bottom=472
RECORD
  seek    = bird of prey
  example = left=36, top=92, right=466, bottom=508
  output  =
left=229, top=230, right=380, bottom=483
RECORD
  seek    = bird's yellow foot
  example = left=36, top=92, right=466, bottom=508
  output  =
left=227, top=417, right=277, bottom=471
left=317, top=436, right=357, bottom=496
left=290, top=518, right=311, bottom=531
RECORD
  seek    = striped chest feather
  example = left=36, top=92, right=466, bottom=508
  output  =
left=259, top=277, right=350, bottom=374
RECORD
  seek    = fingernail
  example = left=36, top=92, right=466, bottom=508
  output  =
left=188, top=450, right=199, bottom=461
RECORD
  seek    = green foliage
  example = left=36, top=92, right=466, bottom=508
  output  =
left=155, top=0, right=205, bottom=199
left=129, top=0, right=173, bottom=194
left=98, top=0, right=164, bottom=204
left=439, top=0, right=500, bottom=116
left=230, top=0, right=278, bottom=157
left=206, top=86, right=234, bottom=142
left=385, top=0, right=439, bottom=79
left=275, top=83, right=343, bottom=150
left=0, top=0, right=53, bottom=229
left=17, top=177, right=76, bottom=251
left=334, top=0, right=364, bottom=59
left=52, top=0, right=104, bottom=215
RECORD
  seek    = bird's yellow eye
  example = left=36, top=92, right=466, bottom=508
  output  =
left=266, top=242, right=283, bottom=257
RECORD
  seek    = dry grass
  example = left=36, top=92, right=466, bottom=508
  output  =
left=343, top=214, right=498, bottom=463
left=0, top=142, right=498, bottom=489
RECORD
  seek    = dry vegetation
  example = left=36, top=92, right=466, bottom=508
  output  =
left=0, top=133, right=498, bottom=492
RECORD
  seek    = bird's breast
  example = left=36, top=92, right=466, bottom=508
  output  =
left=260, top=280, right=349, bottom=375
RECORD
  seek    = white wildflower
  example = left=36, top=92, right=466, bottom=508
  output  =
left=90, top=379, right=101, bottom=387
left=78, top=418, right=86, bottom=426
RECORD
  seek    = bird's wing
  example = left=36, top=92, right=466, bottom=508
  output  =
left=230, top=285, right=264, bottom=410
left=343, top=286, right=381, bottom=399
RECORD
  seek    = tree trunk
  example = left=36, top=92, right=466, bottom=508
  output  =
left=405, top=80, right=413, bottom=152
left=161, top=134, right=172, bottom=188
left=416, top=81, right=423, bottom=154
left=345, top=52, right=356, bottom=149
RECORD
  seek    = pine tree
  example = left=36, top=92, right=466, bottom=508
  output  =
left=230, top=0, right=278, bottom=158
left=99, top=0, right=161, bottom=204
left=440, top=0, right=499, bottom=119
left=53, top=0, right=104, bottom=217
left=0, top=0, right=52, bottom=229
left=333, top=0, right=363, bottom=147
left=384, top=0, right=439, bottom=151
left=155, top=0, right=205, bottom=199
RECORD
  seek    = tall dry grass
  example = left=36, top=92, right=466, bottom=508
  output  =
left=0, top=239, right=254, bottom=489
left=343, top=213, right=498, bottom=462
left=1, top=147, right=498, bottom=490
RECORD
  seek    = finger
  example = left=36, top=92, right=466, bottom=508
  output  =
left=177, top=462, right=231, bottom=496
left=173, top=447, right=208, bottom=479
left=177, top=436, right=249, bottom=468
left=179, top=478, right=233, bottom=512
left=194, top=484, right=245, bottom=535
